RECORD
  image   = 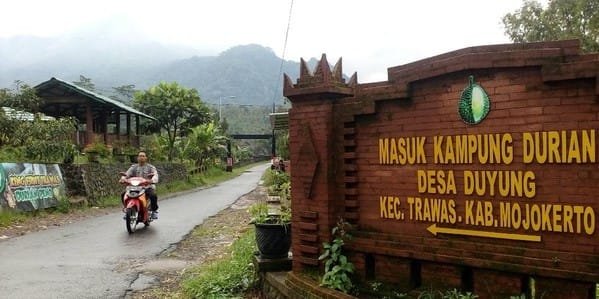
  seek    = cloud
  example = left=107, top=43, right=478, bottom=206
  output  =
left=0, top=0, right=526, bottom=82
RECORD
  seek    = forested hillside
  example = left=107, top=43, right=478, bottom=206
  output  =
left=149, top=44, right=306, bottom=107
left=1, top=38, right=319, bottom=107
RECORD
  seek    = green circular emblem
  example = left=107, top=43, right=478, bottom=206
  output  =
left=458, top=76, right=490, bottom=125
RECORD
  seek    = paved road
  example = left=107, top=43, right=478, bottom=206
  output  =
left=0, top=163, right=269, bottom=299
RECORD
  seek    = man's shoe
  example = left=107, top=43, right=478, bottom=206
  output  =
left=151, top=211, right=158, bottom=219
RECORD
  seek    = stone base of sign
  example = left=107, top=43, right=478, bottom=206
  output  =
left=253, top=252, right=292, bottom=273
left=420, top=262, right=463, bottom=290
left=285, top=272, right=357, bottom=299
left=534, top=276, right=596, bottom=299
left=259, top=271, right=361, bottom=299
left=352, top=253, right=413, bottom=290
left=473, top=269, right=526, bottom=298
left=261, top=271, right=289, bottom=299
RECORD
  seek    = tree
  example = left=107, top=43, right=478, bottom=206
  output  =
left=0, top=83, right=76, bottom=163
left=275, top=130, right=289, bottom=160
left=133, top=82, right=211, bottom=161
left=112, top=84, right=137, bottom=102
left=183, top=122, right=228, bottom=171
left=0, top=83, right=43, bottom=146
left=0, top=82, right=42, bottom=113
left=73, top=75, right=96, bottom=91
left=502, top=0, right=599, bottom=52
left=17, top=117, right=77, bottom=163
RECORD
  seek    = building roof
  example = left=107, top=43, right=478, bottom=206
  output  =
left=34, top=77, right=156, bottom=121
left=1, top=107, right=54, bottom=121
left=269, top=112, right=289, bottom=130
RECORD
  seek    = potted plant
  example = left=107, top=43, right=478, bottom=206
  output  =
left=249, top=201, right=291, bottom=259
left=83, top=141, right=110, bottom=163
left=111, top=140, right=136, bottom=163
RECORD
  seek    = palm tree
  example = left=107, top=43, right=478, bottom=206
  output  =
left=183, top=122, right=228, bottom=172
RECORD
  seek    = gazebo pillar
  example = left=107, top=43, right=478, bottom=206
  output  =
left=115, top=111, right=121, bottom=141
left=102, top=109, right=108, bottom=145
left=135, top=115, right=140, bottom=147
left=126, top=113, right=131, bottom=144
left=85, top=103, right=94, bottom=145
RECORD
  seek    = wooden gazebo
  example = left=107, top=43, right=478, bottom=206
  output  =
left=34, top=77, right=155, bottom=148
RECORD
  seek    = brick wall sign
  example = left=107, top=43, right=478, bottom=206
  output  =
left=284, top=40, right=599, bottom=298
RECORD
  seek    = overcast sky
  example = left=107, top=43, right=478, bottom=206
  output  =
left=1, top=0, right=530, bottom=82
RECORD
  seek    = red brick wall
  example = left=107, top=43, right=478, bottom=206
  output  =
left=285, top=41, right=599, bottom=298
left=288, top=98, right=336, bottom=270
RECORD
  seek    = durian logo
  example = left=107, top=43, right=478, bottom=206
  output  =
left=458, top=76, right=490, bottom=125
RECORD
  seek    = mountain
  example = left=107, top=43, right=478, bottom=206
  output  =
left=0, top=32, right=323, bottom=106
left=151, top=44, right=306, bottom=106
left=0, top=27, right=198, bottom=90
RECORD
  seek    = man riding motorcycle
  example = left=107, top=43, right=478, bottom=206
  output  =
left=120, top=151, right=159, bottom=219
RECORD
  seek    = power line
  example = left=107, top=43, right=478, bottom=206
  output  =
left=270, top=0, right=294, bottom=112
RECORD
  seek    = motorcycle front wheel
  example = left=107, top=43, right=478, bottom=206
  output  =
left=125, top=207, right=138, bottom=233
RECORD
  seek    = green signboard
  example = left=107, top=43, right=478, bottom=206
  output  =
left=0, top=163, right=65, bottom=211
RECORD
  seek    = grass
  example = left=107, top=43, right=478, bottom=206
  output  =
left=181, top=228, right=257, bottom=299
left=0, top=209, right=27, bottom=228
left=0, top=197, right=83, bottom=229
left=160, top=162, right=265, bottom=194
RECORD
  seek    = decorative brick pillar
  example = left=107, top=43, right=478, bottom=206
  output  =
left=284, top=54, right=356, bottom=271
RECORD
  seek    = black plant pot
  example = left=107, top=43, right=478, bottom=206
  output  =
left=254, top=222, right=291, bottom=259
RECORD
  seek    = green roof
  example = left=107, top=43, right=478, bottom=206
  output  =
left=35, top=77, right=156, bottom=121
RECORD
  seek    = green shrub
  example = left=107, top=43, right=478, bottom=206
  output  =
left=248, top=201, right=291, bottom=224
left=319, top=218, right=354, bottom=293
left=263, top=169, right=288, bottom=188
left=0, top=147, right=24, bottom=161
left=263, top=169, right=290, bottom=197
left=54, top=197, right=71, bottom=213
left=83, top=141, right=111, bottom=158
left=182, top=228, right=257, bottom=298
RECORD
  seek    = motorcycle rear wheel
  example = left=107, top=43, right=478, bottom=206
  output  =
left=125, top=207, right=138, bottom=233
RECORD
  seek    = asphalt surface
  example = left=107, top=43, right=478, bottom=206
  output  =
left=0, top=163, right=269, bottom=299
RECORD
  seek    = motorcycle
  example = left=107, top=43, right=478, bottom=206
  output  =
left=120, top=172, right=154, bottom=233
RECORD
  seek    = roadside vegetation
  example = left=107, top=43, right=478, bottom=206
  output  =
left=0, top=80, right=289, bottom=298
left=181, top=228, right=256, bottom=299
left=0, top=209, right=27, bottom=227
left=173, top=168, right=289, bottom=299
left=0, top=162, right=265, bottom=231
left=0, top=80, right=278, bottom=228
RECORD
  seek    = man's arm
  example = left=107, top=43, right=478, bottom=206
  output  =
left=120, top=164, right=136, bottom=181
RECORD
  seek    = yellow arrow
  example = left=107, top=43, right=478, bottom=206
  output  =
left=427, top=224, right=541, bottom=242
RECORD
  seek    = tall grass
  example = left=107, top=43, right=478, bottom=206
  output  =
left=181, top=228, right=257, bottom=299
left=0, top=209, right=27, bottom=228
